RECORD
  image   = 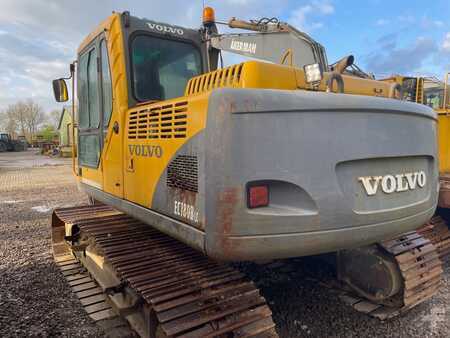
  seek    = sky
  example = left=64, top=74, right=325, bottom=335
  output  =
left=0, top=0, right=449, bottom=113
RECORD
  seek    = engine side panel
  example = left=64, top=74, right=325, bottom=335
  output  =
left=123, top=93, right=209, bottom=230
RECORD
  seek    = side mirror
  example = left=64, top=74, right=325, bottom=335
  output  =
left=52, top=79, right=69, bottom=102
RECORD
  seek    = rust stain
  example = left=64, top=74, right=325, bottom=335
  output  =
left=243, top=98, right=258, bottom=112
left=216, top=187, right=240, bottom=257
left=438, top=176, right=450, bottom=208
left=217, top=93, right=238, bottom=115
left=219, top=188, right=239, bottom=205
left=229, top=100, right=237, bottom=113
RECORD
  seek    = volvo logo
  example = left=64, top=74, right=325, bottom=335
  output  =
left=147, top=23, right=184, bottom=35
left=128, top=144, right=162, bottom=158
left=358, top=171, right=426, bottom=196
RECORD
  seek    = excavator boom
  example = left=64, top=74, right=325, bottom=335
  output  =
left=207, top=17, right=328, bottom=69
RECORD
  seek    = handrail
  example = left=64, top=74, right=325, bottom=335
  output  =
left=326, top=73, right=344, bottom=93
left=444, top=72, right=449, bottom=115
left=70, top=62, right=78, bottom=177
left=389, top=83, right=403, bottom=100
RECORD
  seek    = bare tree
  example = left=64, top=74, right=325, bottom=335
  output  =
left=2, top=103, right=23, bottom=137
left=1, top=99, right=46, bottom=141
left=15, top=101, right=27, bottom=137
left=0, top=110, right=6, bottom=131
left=4, top=111, right=19, bottom=136
left=48, top=109, right=62, bottom=129
left=23, top=99, right=46, bottom=140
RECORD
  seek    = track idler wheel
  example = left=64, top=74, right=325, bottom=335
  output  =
left=337, top=231, right=442, bottom=318
left=337, top=245, right=403, bottom=306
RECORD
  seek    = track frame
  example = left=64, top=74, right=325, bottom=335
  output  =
left=51, top=205, right=278, bottom=338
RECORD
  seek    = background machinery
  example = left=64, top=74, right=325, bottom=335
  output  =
left=0, top=133, right=27, bottom=152
left=51, top=8, right=442, bottom=337
left=381, top=74, right=450, bottom=259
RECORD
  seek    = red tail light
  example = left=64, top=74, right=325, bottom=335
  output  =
left=248, top=185, right=269, bottom=208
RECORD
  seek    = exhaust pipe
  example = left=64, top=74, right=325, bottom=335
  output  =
left=331, top=55, right=354, bottom=74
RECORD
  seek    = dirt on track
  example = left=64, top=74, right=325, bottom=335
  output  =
left=0, top=150, right=449, bottom=338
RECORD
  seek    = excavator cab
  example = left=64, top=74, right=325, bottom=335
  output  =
left=400, top=77, right=418, bottom=102
left=441, top=72, right=450, bottom=112
left=424, top=77, right=446, bottom=110
left=130, top=34, right=202, bottom=102
left=384, top=74, right=450, bottom=112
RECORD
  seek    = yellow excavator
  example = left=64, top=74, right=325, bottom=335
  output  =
left=380, top=74, right=450, bottom=259
left=51, top=8, right=443, bottom=337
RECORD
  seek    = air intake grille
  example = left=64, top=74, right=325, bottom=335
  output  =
left=185, top=64, right=243, bottom=96
left=128, top=101, right=188, bottom=139
left=167, top=155, right=198, bottom=193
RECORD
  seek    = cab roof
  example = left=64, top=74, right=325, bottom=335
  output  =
left=77, top=11, right=202, bottom=54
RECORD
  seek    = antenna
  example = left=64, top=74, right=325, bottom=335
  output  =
left=202, top=0, right=205, bottom=21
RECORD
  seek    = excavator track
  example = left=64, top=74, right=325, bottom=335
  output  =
left=417, top=216, right=450, bottom=260
left=338, top=231, right=443, bottom=320
left=51, top=205, right=278, bottom=338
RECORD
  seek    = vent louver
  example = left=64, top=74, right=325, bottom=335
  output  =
left=185, top=63, right=243, bottom=96
left=128, top=101, right=188, bottom=140
left=167, top=155, right=198, bottom=193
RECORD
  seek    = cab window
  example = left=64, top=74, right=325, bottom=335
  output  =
left=131, top=35, right=202, bottom=102
left=78, top=46, right=101, bottom=167
left=100, top=39, right=112, bottom=127
left=400, top=78, right=417, bottom=102
left=79, top=48, right=100, bottom=129
left=78, top=52, right=89, bottom=129
left=424, top=81, right=445, bottom=110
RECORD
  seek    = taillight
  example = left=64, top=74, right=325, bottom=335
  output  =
left=248, top=185, right=269, bottom=208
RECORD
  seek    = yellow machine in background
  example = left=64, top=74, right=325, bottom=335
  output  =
left=382, top=73, right=450, bottom=258
left=383, top=74, right=450, bottom=172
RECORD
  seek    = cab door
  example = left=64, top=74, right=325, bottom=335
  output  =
left=98, top=36, right=124, bottom=197
left=77, top=34, right=123, bottom=196
left=77, top=40, right=103, bottom=189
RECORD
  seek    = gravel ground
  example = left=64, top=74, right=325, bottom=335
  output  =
left=240, top=255, right=450, bottom=338
left=0, top=150, right=102, bottom=337
left=0, top=150, right=449, bottom=337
